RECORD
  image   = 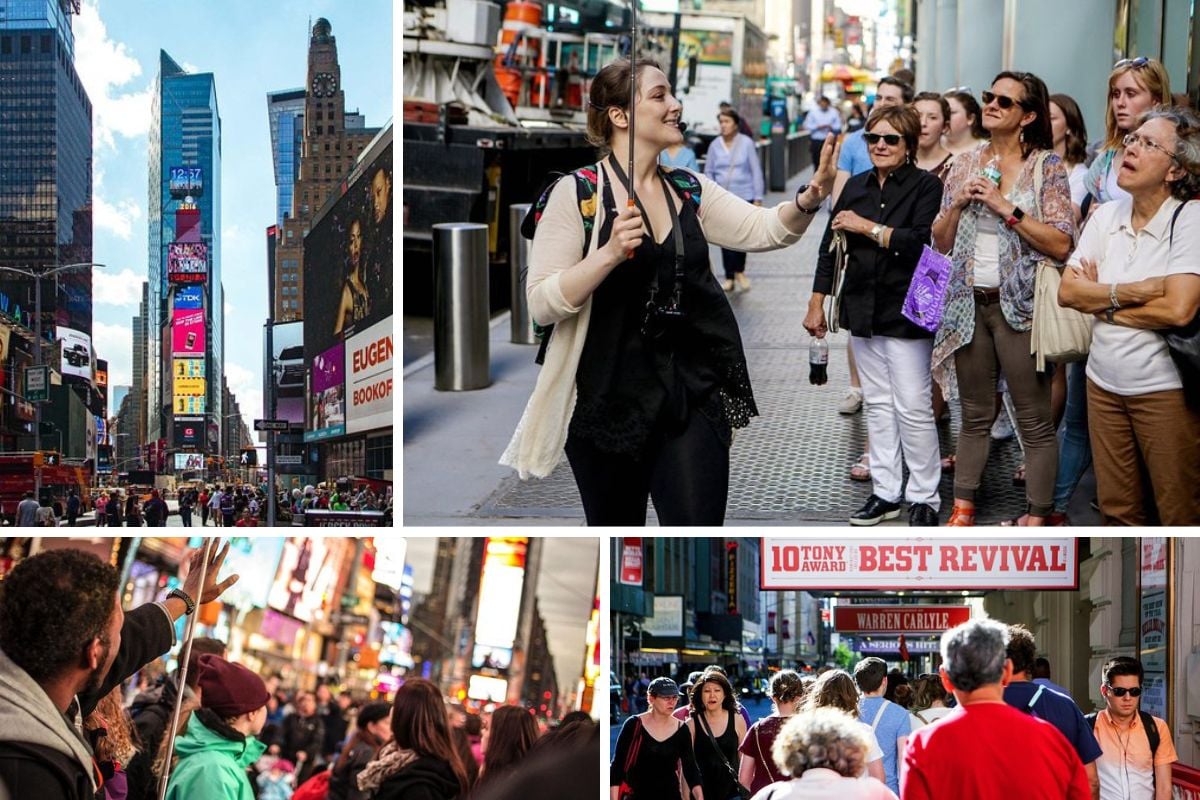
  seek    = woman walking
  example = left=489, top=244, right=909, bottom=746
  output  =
left=705, top=108, right=767, bottom=292
left=801, top=670, right=885, bottom=783
left=738, top=670, right=808, bottom=795
left=931, top=71, right=1075, bottom=526
left=687, top=672, right=747, bottom=800
left=756, top=708, right=899, bottom=800
left=804, top=104, right=946, bottom=526
left=501, top=58, right=839, bottom=525
left=610, top=677, right=703, bottom=800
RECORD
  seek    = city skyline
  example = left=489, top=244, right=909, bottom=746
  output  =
left=77, top=0, right=392, bottom=441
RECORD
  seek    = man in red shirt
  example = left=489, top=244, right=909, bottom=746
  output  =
left=902, top=618, right=1091, bottom=800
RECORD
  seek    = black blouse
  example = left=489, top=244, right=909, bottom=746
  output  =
left=569, top=163, right=756, bottom=455
left=610, top=716, right=702, bottom=800
left=813, top=162, right=944, bottom=339
left=693, top=709, right=740, bottom=800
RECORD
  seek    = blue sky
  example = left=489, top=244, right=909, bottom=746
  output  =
left=77, top=0, right=392, bottom=437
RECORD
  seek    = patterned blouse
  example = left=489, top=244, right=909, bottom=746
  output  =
left=930, top=143, right=1076, bottom=399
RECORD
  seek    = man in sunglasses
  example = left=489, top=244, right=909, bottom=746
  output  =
left=1088, top=657, right=1177, bottom=800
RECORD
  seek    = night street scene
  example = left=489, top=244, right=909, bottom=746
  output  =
left=403, top=0, right=1200, bottom=528
left=0, top=0, right=393, bottom=528
left=612, top=537, right=1200, bottom=799
left=0, top=535, right=600, bottom=799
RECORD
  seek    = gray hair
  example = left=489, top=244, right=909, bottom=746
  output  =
left=940, top=618, right=1009, bottom=692
left=772, top=707, right=872, bottom=779
left=1137, top=106, right=1200, bottom=200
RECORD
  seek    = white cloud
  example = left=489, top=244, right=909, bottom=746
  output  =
left=75, top=0, right=153, bottom=149
left=224, top=360, right=263, bottom=433
left=225, top=300, right=233, bottom=318
left=92, top=321, right=132, bottom=386
left=92, top=268, right=144, bottom=307
left=93, top=195, right=143, bottom=240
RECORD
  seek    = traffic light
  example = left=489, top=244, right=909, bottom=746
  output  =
left=239, top=448, right=257, bottom=466
left=45, top=452, right=60, bottom=466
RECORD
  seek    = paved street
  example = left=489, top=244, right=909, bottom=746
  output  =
left=403, top=169, right=1098, bottom=526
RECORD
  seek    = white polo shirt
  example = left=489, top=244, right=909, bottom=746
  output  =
left=1068, top=196, right=1200, bottom=396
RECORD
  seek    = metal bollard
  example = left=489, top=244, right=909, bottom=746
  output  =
left=508, top=203, right=537, bottom=345
left=433, top=222, right=492, bottom=391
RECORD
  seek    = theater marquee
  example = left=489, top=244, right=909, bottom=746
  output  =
left=760, top=538, right=1079, bottom=591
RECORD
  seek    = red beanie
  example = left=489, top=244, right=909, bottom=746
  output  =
left=196, top=653, right=269, bottom=718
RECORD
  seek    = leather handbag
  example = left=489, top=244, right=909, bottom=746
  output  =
left=1029, top=151, right=1092, bottom=370
left=617, top=717, right=644, bottom=800
left=827, top=230, right=849, bottom=333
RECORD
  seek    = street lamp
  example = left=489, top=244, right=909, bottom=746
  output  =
left=0, top=262, right=105, bottom=496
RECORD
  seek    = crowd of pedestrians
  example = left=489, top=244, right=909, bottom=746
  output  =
left=614, top=618, right=1176, bottom=800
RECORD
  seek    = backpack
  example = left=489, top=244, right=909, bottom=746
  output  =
left=1085, top=710, right=1160, bottom=787
left=519, top=164, right=704, bottom=364
left=219, top=494, right=233, bottom=513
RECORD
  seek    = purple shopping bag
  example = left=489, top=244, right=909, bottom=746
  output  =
left=902, top=245, right=953, bottom=332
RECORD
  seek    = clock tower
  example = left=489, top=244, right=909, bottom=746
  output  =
left=273, top=17, right=378, bottom=323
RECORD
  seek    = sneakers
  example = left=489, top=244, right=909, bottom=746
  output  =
left=838, top=388, right=864, bottom=415
left=734, top=272, right=751, bottom=292
left=850, top=495, right=902, bottom=526
left=990, top=407, right=1015, bottom=440
left=908, top=503, right=939, bottom=527
left=721, top=278, right=735, bottom=292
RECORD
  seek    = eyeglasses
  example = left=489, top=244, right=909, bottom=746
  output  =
left=1114, top=56, right=1151, bottom=70
left=981, top=91, right=1027, bottom=111
left=1123, top=132, right=1181, bottom=163
left=864, top=132, right=903, bottom=146
left=1105, top=684, right=1143, bottom=697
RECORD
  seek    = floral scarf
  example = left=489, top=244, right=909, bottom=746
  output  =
left=356, top=742, right=418, bottom=794
left=930, top=144, right=1076, bottom=399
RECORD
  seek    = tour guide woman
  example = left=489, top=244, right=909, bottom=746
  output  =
left=804, top=104, right=945, bottom=527
left=610, top=676, right=703, bottom=800
left=930, top=71, right=1075, bottom=526
left=501, top=58, right=840, bottom=525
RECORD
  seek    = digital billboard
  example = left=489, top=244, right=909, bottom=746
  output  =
left=174, top=285, right=203, bottom=310
left=304, top=136, right=392, bottom=385
left=172, top=309, right=205, bottom=357
left=305, top=342, right=345, bottom=442
left=345, top=317, right=392, bottom=434
left=175, top=395, right=206, bottom=415
left=174, top=416, right=204, bottom=447
left=174, top=452, right=204, bottom=471
left=174, top=376, right=205, bottom=398
left=267, top=537, right=347, bottom=623
left=271, top=321, right=305, bottom=426
left=467, top=675, right=508, bottom=703
left=220, top=537, right=285, bottom=611
left=474, top=538, right=527, bottom=651
left=174, top=358, right=205, bottom=379
left=57, top=327, right=92, bottom=381
left=168, top=242, right=208, bottom=283
left=169, top=166, right=203, bottom=196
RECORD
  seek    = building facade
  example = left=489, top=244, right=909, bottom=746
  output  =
left=147, top=50, right=223, bottom=460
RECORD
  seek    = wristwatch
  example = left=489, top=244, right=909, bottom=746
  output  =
left=870, top=223, right=885, bottom=244
left=167, top=587, right=196, bottom=616
left=793, top=184, right=820, bottom=214
left=1005, top=206, right=1026, bottom=227
left=1105, top=307, right=1116, bottom=324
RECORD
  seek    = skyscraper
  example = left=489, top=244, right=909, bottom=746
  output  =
left=272, top=18, right=378, bottom=324
left=130, top=280, right=147, bottom=446
left=148, top=51, right=223, bottom=459
left=266, top=88, right=305, bottom=228
left=0, top=0, right=94, bottom=453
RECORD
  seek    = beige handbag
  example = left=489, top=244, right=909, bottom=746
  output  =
left=1029, top=151, right=1091, bottom=371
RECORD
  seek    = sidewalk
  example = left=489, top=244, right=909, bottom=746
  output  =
left=403, top=170, right=1097, bottom=526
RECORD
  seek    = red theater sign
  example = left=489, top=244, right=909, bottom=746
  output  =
left=833, top=605, right=971, bottom=634
left=761, top=538, right=1078, bottom=591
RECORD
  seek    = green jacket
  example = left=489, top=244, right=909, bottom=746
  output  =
left=165, top=712, right=267, bottom=800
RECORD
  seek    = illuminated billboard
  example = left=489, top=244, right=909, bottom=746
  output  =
left=167, top=242, right=208, bottom=284
left=467, top=675, right=508, bottom=703
left=305, top=342, right=345, bottom=442
left=174, top=285, right=203, bottom=310
left=174, top=394, right=206, bottom=415
left=271, top=321, right=305, bottom=426
left=174, top=376, right=205, bottom=397
left=174, top=452, right=204, bottom=471
left=57, top=326, right=92, bottom=381
left=304, top=134, right=392, bottom=389
left=174, top=416, right=204, bottom=448
left=220, top=537, right=286, bottom=610
left=472, top=644, right=513, bottom=670
left=474, top=538, right=527, bottom=651
left=267, top=537, right=347, bottom=623
left=174, top=358, right=205, bottom=379
left=345, top=316, right=392, bottom=434
left=172, top=309, right=205, bottom=357
left=169, top=166, right=204, bottom=196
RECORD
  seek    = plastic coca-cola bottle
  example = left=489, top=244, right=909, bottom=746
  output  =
left=809, top=336, right=829, bottom=386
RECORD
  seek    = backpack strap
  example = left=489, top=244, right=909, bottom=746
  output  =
left=1139, top=710, right=1160, bottom=757
left=1169, top=200, right=1189, bottom=247
left=662, top=166, right=704, bottom=211
left=1085, top=710, right=1097, bottom=732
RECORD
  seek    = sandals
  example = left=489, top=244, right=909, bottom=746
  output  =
left=849, top=453, right=871, bottom=482
left=1012, top=463, right=1026, bottom=487
left=946, top=505, right=975, bottom=527
left=1000, top=514, right=1049, bottom=527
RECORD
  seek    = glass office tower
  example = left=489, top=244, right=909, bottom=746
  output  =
left=148, top=50, right=222, bottom=452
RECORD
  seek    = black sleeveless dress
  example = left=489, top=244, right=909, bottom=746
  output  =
left=693, top=709, right=740, bottom=800
left=568, top=163, right=757, bottom=456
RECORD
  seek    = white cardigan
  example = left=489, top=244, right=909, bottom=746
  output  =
left=500, top=164, right=810, bottom=479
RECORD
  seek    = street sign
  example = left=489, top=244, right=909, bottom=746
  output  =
left=276, top=454, right=303, bottom=465
left=254, top=418, right=288, bottom=432
left=24, top=366, right=48, bottom=403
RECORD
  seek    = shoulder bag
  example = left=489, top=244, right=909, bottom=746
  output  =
left=1030, top=150, right=1093, bottom=370
left=617, top=716, right=644, bottom=800
left=696, top=712, right=752, bottom=800
left=1164, top=201, right=1200, bottom=407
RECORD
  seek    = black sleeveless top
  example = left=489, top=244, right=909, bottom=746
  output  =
left=568, top=162, right=757, bottom=455
left=693, top=709, right=740, bottom=800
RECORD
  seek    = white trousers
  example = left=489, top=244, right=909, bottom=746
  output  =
left=851, top=335, right=942, bottom=508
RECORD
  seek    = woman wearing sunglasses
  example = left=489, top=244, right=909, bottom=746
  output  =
left=1058, top=108, right=1200, bottom=525
left=804, top=105, right=945, bottom=526
left=930, top=72, right=1075, bottom=527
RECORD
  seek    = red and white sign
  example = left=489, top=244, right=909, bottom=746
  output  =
left=761, top=538, right=1078, bottom=590
left=345, top=316, right=393, bottom=434
left=619, top=538, right=643, bottom=586
left=833, top=605, right=971, bottom=633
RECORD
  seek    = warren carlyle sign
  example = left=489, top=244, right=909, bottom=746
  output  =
left=833, top=605, right=971, bottom=634
left=761, top=538, right=1079, bottom=591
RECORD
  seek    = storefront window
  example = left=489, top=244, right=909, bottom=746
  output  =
left=365, top=433, right=391, bottom=479
left=1138, top=537, right=1169, bottom=721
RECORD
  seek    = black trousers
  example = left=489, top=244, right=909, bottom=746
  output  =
left=565, top=406, right=729, bottom=525
left=721, top=248, right=747, bottom=278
